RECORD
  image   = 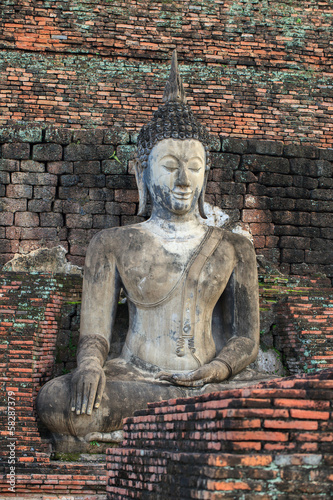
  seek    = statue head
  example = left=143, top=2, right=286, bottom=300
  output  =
left=136, top=50, right=211, bottom=219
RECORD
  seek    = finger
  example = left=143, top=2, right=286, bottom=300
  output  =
left=76, top=380, right=84, bottom=415
left=87, top=379, right=99, bottom=415
left=94, top=372, right=105, bottom=409
left=157, top=373, right=175, bottom=383
left=172, top=368, right=207, bottom=383
left=172, top=376, right=212, bottom=388
left=81, top=383, right=90, bottom=414
left=70, top=381, right=77, bottom=412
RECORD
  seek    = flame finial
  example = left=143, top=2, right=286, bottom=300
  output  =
left=162, top=49, right=187, bottom=104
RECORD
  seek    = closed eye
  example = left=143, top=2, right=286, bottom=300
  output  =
left=188, top=159, right=203, bottom=172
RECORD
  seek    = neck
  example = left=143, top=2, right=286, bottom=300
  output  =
left=145, top=209, right=206, bottom=239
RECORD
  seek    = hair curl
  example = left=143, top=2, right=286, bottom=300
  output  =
left=137, top=102, right=211, bottom=170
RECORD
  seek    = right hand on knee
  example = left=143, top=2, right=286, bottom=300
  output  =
left=70, top=360, right=105, bottom=415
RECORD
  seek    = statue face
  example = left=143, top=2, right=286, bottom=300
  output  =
left=147, top=138, right=206, bottom=216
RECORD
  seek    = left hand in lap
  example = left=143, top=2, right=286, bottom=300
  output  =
left=156, top=360, right=230, bottom=387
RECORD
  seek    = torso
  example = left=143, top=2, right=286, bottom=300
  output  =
left=108, top=223, right=237, bottom=371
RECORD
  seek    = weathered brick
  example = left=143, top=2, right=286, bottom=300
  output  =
left=73, top=161, right=101, bottom=175
left=219, top=194, right=243, bottom=209
left=270, top=197, right=295, bottom=210
left=292, top=175, right=318, bottom=189
left=40, top=213, right=64, bottom=227
left=0, top=171, right=10, bottom=184
left=79, top=201, right=105, bottom=214
left=279, top=236, right=310, bottom=249
left=15, top=212, right=39, bottom=227
left=242, top=155, right=290, bottom=174
left=32, top=143, right=63, bottom=162
left=20, top=160, right=45, bottom=173
left=80, top=174, right=106, bottom=188
left=284, top=144, right=319, bottom=159
left=211, top=152, right=240, bottom=170
left=311, top=189, right=333, bottom=201
left=106, top=175, right=136, bottom=190
left=248, top=223, right=274, bottom=236
left=114, top=189, right=139, bottom=203
left=290, top=158, right=318, bottom=177
left=92, top=215, right=120, bottom=228
left=318, top=176, right=333, bottom=188
left=89, top=187, right=114, bottom=201
left=106, top=202, right=136, bottom=216
left=73, top=129, right=104, bottom=144
left=104, top=128, right=130, bottom=145
left=64, top=144, right=114, bottom=161
left=212, top=168, right=234, bottom=182
left=60, top=175, right=79, bottom=187
left=272, top=211, right=311, bottom=226
left=2, top=142, right=30, bottom=159
left=58, top=186, right=89, bottom=200
left=247, top=139, right=283, bottom=156
left=247, top=184, right=268, bottom=196
left=6, top=184, right=33, bottom=199
left=2, top=198, right=27, bottom=212
left=121, top=215, right=145, bottom=226
left=305, top=250, right=333, bottom=264
left=244, top=195, right=269, bottom=209
left=258, top=172, right=292, bottom=187
left=47, top=161, right=73, bottom=175
left=242, top=210, right=272, bottom=223
left=11, top=172, right=57, bottom=186
left=20, top=227, right=57, bottom=240
left=311, top=213, right=333, bottom=228
left=281, top=248, right=305, bottom=263
left=0, top=212, right=14, bottom=225
left=0, top=158, right=19, bottom=172
left=45, top=127, right=72, bottom=144
left=28, top=200, right=52, bottom=212
left=234, top=171, right=258, bottom=183
left=265, top=236, right=279, bottom=248
left=102, top=160, right=127, bottom=175
left=222, top=138, right=248, bottom=154
left=33, top=186, right=56, bottom=200
left=66, top=214, right=92, bottom=229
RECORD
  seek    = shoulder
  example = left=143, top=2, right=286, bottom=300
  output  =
left=87, top=223, right=149, bottom=255
left=218, top=227, right=256, bottom=263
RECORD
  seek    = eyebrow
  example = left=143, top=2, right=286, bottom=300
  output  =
left=160, top=154, right=204, bottom=162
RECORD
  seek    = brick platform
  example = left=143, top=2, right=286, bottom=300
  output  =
left=107, top=369, right=333, bottom=499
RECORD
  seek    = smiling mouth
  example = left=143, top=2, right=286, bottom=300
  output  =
left=172, top=190, right=193, bottom=200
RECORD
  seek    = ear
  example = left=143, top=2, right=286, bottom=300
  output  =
left=198, top=170, right=209, bottom=219
left=134, top=159, right=148, bottom=216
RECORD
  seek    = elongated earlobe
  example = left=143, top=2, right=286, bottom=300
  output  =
left=198, top=171, right=209, bottom=219
left=134, top=159, right=148, bottom=216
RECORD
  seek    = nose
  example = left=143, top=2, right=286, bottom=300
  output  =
left=176, top=165, right=190, bottom=187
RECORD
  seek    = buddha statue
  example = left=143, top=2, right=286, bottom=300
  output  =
left=37, top=51, right=274, bottom=451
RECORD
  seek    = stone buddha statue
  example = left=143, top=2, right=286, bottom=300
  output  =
left=37, top=51, right=274, bottom=451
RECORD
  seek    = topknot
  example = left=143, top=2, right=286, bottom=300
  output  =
left=137, top=50, right=211, bottom=169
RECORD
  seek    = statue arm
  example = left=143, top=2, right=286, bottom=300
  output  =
left=71, top=230, right=121, bottom=415
left=159, top=236, right=259, bottom=387
left=213, top=236, right=259, bottom=376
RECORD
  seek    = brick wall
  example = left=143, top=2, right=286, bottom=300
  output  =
left=0, top=272, right=106, bottom=497
left=0, top=1, right=332, bottom=145
left=107, top=369, right=333, bottom=499
left=1, top=128, right=332, bottom=281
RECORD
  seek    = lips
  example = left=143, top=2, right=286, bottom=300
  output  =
left=172, top=189, right=193, bottom=200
